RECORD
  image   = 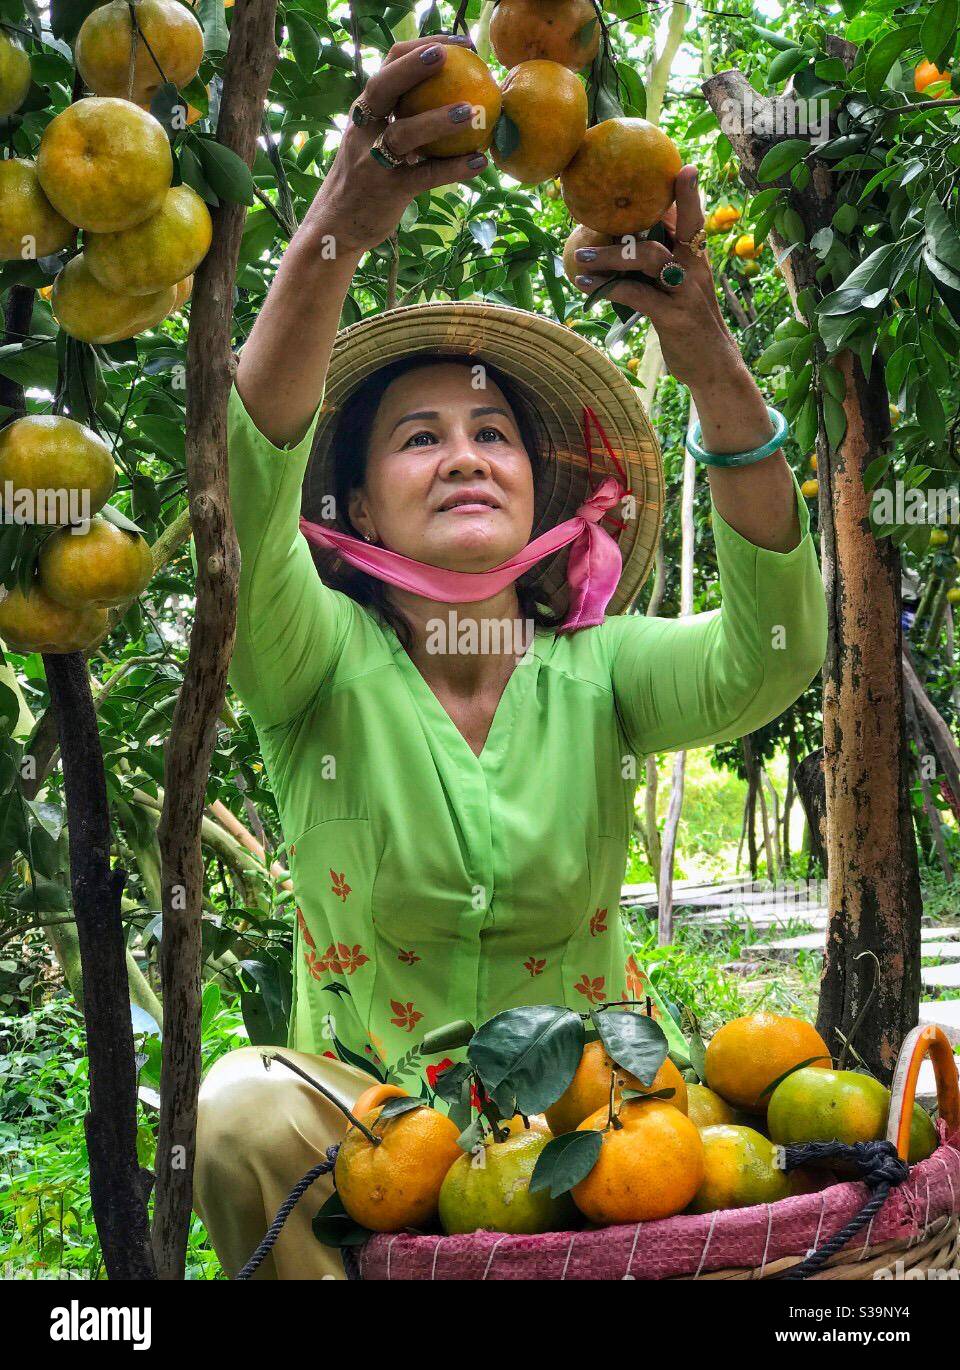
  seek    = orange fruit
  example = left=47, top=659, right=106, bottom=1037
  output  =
left=334, top=1102, right=461, bottom=1232
left=561, top=118, right=682, bottom=236
left=490, top=0, right=600, bottom=72
left=0, top=416, right=115, bottom=524
left=948, top=586, right=960, bottom=605
left=687, top=1124, right=790, bottom=1213
left=768, top=1066, right=938, bottom=1167
left=170, top=274, right=194, bottom=312
left=561, top=224, right=613, bottom=285
left=704, top=1013, right=831, bottom=1115
left=396, top=45, right=501, bottom=157
left=544, top=1037, right=688, bottom=1136
left=500, top=1112, right=551, bottom=1137
left=439, top=1129, right=574, bottom=1234
left=0, top=30, right=31, bottom=117
left=626, top=358, right=640, bottom=375
left=808, top=453, right=818, bottom=473
left=571, top=1098, right=705, bottom=1224
left=915, top=60, right=949, bottom=96
left=0, top=160, right=76, bottom=263
left=85, top=185, right=212, bottom=296
left=741, top=259, right=760, bottom=277
left=801, top=478, right=819, bottom=499
left=492, top=60, right=587, bottom=185
left=686, top=1082, right=738, bottom=1129
left=37, top=98, right=173, bottom=233
left=52, top=253, right=176, bottom=344
left=39, top=517, right=153, bottom=609
left=734, top=232, right=762, bottom=259
left=76, top=0, right=204, bottom=104
left=0, top=584, right=108, bottom=654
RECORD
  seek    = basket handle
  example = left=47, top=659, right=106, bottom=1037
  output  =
left=348, top=1082, right=408, bottom=1127
left=886, top=1024, right=960, bottom=1160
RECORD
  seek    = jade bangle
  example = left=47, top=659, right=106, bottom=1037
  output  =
left=685, top=406, right=790, bottom=468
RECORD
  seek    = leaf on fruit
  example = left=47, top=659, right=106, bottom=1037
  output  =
left=468, top=1004, right=584, bottom=1116
left=99, top=503, right=145, bottom=536
left=757, top=1054, right=833, bottom=1103
left=312, top=1191, right=370, bottom=1248
left=492, top=112, right=520, bottom=160
left=529, top=1129, right=602, bottom=1198
left=375, top=1096, right=425, bottom=1125
left=594, top=1008, right=668, bottom=1085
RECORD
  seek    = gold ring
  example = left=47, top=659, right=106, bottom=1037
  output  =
left=351, top=96, right=382, bottom=127
left=370, top=130, right=404, bottom=170
left=677, top=228, right=707, bottom=257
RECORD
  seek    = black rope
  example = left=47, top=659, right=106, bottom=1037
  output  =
left=235, top=1145, right=340, bottom=1281
left=778, top=1140, right=910, bottom=1280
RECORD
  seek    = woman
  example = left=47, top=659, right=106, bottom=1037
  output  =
left=195, top=36, right=827, bottom=1279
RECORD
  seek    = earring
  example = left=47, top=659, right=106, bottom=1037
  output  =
left=362, top=531, right=376, bottom=543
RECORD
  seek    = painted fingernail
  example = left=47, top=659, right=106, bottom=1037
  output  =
left=576, top=274, right=595, bottom=287
left=575, top=248, right=598, bottom=262
left=420, top=44, right=442, bottom=62
left=691, top=168, right=699, bottom=185
left=467, top=153, right=487, bottom=169
left=449, top=34, right=476, bottom=46
left=450, top=102, right=473, bottom=123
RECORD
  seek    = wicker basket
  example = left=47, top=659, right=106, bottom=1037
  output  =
left=351, top=1024, right=960, bottom=1282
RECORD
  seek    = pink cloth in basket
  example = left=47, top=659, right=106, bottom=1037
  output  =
left=355, top=1125, right=960, bottom=1281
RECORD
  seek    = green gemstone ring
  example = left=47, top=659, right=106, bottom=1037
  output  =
left=659, top=261, right=686, bottom=289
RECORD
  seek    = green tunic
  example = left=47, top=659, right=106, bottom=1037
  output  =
left=227, top=386, right=827, bottom=1090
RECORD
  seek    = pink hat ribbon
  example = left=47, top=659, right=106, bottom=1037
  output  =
left=299, top=407, right=630, bottom=634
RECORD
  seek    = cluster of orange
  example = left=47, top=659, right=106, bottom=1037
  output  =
left=0, top=415, right=153, bottom=653
left=401, top=1, right=683, bottom=295
left=333, top=1011, right=938, bottom=1238
left=0, top=1, right=210, bottom=345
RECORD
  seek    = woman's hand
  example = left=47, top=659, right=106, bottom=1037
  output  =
left=309, top=36, right=489, bottom=254
left=571, top=166, right=744, bottom=393
left=573, top=165, right=801, bottom=552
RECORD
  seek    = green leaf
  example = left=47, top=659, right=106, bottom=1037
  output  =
left=864, top=27, right=917, bottom=103
left=575, top=17, right=599, bottom=48
left=924, top=197, right=960, bottom=276
left=795, top=393, right=819, bottom=454
left=100, top=504, right=146, bottom=536
left=194, top=138, right=255, bottom=207
left=758, top=1054, right=834, bottom=1103
left=687, top=1030, right=707, bottom=1084
left=195, top=0, right=229, bottom=53
left=767, top=47, right=810, bottom=86
left=420, top=1019, right=475, bottom=1054
left=594, top=1009, right=668, bottom=1085
left=823, top=392, right=847, bottom=450
left=757, top=140, right=810, bottom=184
left=529, top=1129, right=602, bottom=1198
left=50, top=0, right=102, bottom=42
left=312, top=1191, right=369, bottom=1248
left=753, top=25, right=802, bottom=54
left=469, top=1004, right=585, bottom=1116
left=286, top=12, right=322, bottom=76
left=921, top=0, right=958, bottom=65
left=917, top=380, right=947, bottom=441
left=492, top=112, right=520, bottom=160
left=374, top=1096, right=425, bottom=1124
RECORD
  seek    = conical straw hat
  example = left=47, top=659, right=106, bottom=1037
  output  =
left=302, top=301, right=664, bottom=616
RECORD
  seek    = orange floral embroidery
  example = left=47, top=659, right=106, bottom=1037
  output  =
left=336, top=942, right=369, bottom=975
left=389, top=999, right=423, bottom=1032
left=589, top=907, right=608, bottom=937
left=330, top=869, right=352, bottom=901
left=574, top=974, right=606, bottom=1005
left=625, top=954, right=649, bottom=1002
left=398, top=949, right=420, bottom=965
left=524, top=956, right=546, bottom=977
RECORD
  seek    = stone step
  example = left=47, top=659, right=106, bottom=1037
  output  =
left=920, top=964, right=960, bottom=988
left=920, top=942, right=960, bottom=960
left=919, top=999, right=960, bottom=1041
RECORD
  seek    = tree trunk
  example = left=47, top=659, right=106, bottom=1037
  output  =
left=702, top=59, right=922, bottom=1081
left=794, top=749, right=828, bottom=874
left=152, top=0, right=280, bottom=1280
left=43, top=655, right=156, bottom=1279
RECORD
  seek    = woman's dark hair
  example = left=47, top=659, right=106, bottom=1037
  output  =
left=311, top=354, right=564, bottom=645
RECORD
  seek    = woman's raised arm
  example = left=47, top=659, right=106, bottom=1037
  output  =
left=236, top=35, right=489, bottom=449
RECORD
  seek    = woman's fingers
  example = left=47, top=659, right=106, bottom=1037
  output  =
left=409, top=152, right=488, bottom=194
left=364, top=39, right=467, bottom=117
left=382, top=34, right=475, bottom=63
left=672, top=166, right=705, bottom=249
left=382, top=103, right=479, bottom=159
left=574, top=236, right=673, bottom=278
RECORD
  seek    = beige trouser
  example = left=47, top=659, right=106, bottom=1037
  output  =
left=194, top=1046, right=374, bottom=1280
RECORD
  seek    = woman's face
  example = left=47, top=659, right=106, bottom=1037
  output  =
left=348, top=363, right=536, bottom=572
